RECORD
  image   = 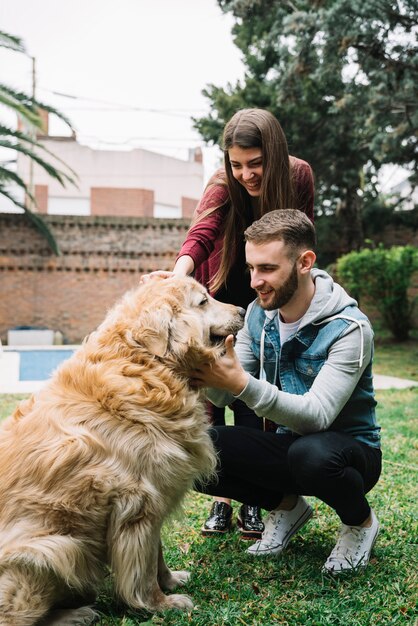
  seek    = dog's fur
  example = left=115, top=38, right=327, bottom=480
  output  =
left=0, top=276, right=244, bottom=625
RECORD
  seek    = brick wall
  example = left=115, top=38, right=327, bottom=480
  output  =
left=181, top=196, right=199, bottom=218
left=1, top=213, right=416, bottom=345
left=0, top=213, right=190, bottom=344
left=90, top=187, right=154, bottom=217
left=35, top=185, right=49, bottom=213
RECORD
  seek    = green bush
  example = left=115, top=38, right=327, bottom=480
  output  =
left=336, top=245, right=418, bottom=341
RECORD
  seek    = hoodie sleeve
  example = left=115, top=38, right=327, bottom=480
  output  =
left=234, top=320, right=373, bottom=434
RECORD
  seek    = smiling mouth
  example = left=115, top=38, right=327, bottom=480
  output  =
left=245, top=181, right=260, bottom=189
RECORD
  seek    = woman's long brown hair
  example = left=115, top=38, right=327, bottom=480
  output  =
left=195, top=109, right=296, bottom=293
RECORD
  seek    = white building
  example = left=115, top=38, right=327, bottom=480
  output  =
left=14, top=115, right=204, bottom=219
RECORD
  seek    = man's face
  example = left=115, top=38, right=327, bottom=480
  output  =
left=246, top=239, right=299, bottom=310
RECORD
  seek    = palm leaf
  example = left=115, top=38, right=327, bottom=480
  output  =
left=0, top=138, right=76, bottom=187
left=0, top=29, right=77, bottom=256
left=0, top=31, right=25, bottom=53
left=31, top=101, right=73, bottom=129
left=0, top=124, right=78, bottom=175
left=0, top=87, right=41, bottom=127
left=0, top=186, right=60, bottom=255
left=0, top=125, right=79, bottom=183
left=0, top=165, right=35, bottom=202
left=0, top=83, right=73, bottom=129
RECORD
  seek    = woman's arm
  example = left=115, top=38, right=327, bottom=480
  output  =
left=140, top=176, right=227, bottom=283
left=176, top=180, right=229, bottom=268
left=172, top=255, right=195, bottom=276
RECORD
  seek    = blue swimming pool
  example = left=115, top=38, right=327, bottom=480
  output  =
left=18, top=349, right=75, bottom=381
left=1, top=348, right=76, bottom=382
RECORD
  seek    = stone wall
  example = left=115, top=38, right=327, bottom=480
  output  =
left=0, top=213, right=190, bottom=344
left=1, top=212, right=417, bottom=345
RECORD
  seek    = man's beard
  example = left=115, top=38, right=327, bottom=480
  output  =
left=258, top=262, right=298, bottom=310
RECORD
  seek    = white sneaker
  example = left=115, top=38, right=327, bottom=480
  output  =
left=322, top=509, right=380, bottom=573
left=247, top=496, right=313, bottom=556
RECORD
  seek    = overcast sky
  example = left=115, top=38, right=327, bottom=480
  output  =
left=0, top=0, right=245, bottom=177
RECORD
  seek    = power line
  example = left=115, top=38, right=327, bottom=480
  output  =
left=39, top=87, right=207, bottom=118
left=77, top=134, right=205, bottom=144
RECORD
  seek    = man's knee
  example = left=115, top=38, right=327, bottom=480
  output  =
left=288, top=433, right=341, bottom=483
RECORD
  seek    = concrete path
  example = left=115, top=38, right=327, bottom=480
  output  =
left=1, top=375, right=417, bottom=394
left=373, top=374, right=418, bottom=390
left=0, top=380, right=46, bottom=394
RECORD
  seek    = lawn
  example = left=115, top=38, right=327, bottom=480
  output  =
left=0, top=341, right=417, bottom=625
left=373, top=335, right=418, bottom=380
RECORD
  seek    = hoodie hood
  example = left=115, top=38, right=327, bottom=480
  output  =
left=259, top=269, right=366, bottom=374
left=263, top=269, right=358, bottom=331
left=300, top=268, right=358, bottom=329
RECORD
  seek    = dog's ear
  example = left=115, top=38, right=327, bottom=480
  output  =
left=138, top=326, right=169, bottom=358
left=130, top=305, right=172, bottom=358
left=167, top=314, right=220, bottom=365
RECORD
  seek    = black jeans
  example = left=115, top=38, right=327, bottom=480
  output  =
left=197, top=426, right=382, bottom=526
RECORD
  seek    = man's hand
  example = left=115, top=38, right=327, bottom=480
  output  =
left=190, top=335, right=249, bottom=395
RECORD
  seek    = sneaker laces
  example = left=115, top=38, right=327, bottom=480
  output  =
left=265, top=511, right=285, bottom=532
left=328, top=525, right=368, bottom=562
left=254, top=511, right=286, bottom=547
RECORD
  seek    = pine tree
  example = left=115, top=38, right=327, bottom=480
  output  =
left=194, top=0, right=418, bottom=251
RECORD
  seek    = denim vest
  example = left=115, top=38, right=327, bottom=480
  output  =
left=247, top=303, right=380, bottom=448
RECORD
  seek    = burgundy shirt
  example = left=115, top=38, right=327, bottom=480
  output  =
left=177, top=157, right=315, bottom=308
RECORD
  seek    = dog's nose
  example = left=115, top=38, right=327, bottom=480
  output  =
left=238, top=307, right=246, bottom=319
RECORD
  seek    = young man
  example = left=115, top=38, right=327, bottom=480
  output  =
left=192, top=209, right=381, bottom=573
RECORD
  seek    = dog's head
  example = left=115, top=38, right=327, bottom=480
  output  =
left=112, top=276, right=245, bottom=370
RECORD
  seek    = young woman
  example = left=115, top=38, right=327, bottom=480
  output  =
left=151, top=108, right=314, bottom=538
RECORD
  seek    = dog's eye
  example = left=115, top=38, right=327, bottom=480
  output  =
left=199, top=298, right=208, bottom=306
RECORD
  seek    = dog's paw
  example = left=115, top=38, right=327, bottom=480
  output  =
left=39, top=606, right=98, bottom=625
left=171, top=570, right=191, bottom=587
left=163, top=593, right=194, bottom=611
left=161, top=569, right=190, bottom=591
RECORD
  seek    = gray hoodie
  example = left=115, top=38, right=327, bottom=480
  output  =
left=207, top=269, right=380, bottom=445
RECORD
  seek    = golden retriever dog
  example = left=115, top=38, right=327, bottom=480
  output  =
left=0, top=276, right=244, bottom=625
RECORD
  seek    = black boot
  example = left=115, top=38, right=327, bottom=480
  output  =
left=237, top=504, right=264, bottom=540
left=201, top=501, right=233, bottom=536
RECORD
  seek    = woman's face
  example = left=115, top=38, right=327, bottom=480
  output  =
left=228, top=146, right=263, bottom=197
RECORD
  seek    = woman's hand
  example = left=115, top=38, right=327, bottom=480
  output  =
left=139, top=255, right=195, bottom=284
left=139, top=270, right=175, bottom=284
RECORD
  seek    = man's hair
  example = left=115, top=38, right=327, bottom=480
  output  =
left=244, top=209, right=316, bottom=257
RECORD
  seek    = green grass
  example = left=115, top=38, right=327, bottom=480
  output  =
left=0, top=341, right=417, bottom=625
left=373, top=336, right=418, bottom=381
